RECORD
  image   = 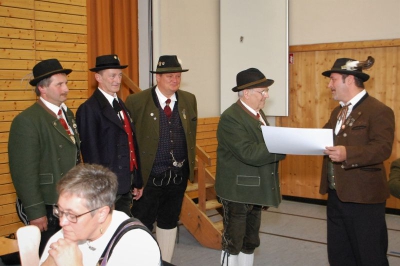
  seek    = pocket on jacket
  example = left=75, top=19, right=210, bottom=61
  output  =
left=352, top=125, right=367, bottom=130
left=236, top=175, right=260, bottom=187
left=39, top=173, right=54, bottom=184
left=360, top=167, right=381, bottom=172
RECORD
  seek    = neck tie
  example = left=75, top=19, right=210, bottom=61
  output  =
left=257, top=113, right=265, bottom=125
left=337, top=103, right=351, bottom=128
left=57, top=109, right=72, bottom=135
left=112, top=98, right=124, bottom=124
left=164, top=99, right=172, bottom=118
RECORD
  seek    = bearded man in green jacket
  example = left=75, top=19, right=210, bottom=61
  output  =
left=216, top=68, right=286, bottom=266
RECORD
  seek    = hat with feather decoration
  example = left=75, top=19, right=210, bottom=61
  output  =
left=322, top=56, right=375, bottom=82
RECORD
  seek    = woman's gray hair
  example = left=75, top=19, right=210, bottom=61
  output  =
left=57, top=163, right=118, bottom=211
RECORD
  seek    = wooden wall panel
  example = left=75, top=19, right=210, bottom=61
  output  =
left=197, top=117, right=220, bottom=175
left=0, top=0, right=87, bottom=236
left=276, top=40, right=400, bottom=209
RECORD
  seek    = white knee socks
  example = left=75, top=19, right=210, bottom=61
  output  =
left=156, top=226, right=177, bottom=263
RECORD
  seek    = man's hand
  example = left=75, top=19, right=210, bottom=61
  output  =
left=30, top=216, right=48, bottom=232
left=48, top=238, right=83, bottom=266
left=324, top=145, right=347, bottom=162
left=132, top=187, right=144, bottom=200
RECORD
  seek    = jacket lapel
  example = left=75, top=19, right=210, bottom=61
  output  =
left=93, top=89, right=124, bottom=130
left=37, top=100, right=76, bottom=144
left=145, top=87, right=160, bottom=136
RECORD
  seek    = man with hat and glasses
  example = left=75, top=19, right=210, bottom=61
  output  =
left=76, top=54, right=143, bottom=217
left=125, top=55, right=197, bottom=263
left=215, top=68, right=286, bottom=266
left=8, top=58, right=80, bottom=255
left=320, top=57, right=394, bottom=266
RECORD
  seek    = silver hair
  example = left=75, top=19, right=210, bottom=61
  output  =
left=57, top=164, right=118, bottom=213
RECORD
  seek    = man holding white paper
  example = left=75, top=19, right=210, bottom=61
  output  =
left=320, top=57, right=394, bottom=266
left=215, top=68, right=286, bottom=266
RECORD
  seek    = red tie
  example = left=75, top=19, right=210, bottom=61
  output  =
left=164, top=99, right=172, bottom=118
left=257, top=113, right=265, bottom=125
left=57, top=109, right=72, bottom=135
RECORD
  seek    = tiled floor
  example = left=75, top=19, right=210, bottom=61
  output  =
left=172, top=200, right=400, bottom=266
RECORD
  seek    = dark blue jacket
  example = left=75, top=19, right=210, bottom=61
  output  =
left=76, top=88, right=142, bottom=194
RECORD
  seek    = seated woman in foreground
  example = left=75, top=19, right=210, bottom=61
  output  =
left=40, top=163, right=161, bottom=266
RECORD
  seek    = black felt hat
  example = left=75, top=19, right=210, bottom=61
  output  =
left=150, top=55, right=188, bottom=73
left=89, top=54, right=128, bottom=72
left=29, top=59, right=72, bottom=86
left=232, top=68, right=274, bottom=92
left=322, top=58, right=370, bottom=82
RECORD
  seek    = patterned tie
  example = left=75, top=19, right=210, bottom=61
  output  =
left=337, top=103, right=352, bottom=127
left=57, top=109, right=72, bottom=135
left=164, top=99, right=172, bottom=118
left=257, top=113, right=265, bottom=125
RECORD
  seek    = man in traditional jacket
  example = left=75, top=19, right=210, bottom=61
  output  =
left=125, top=55, right=197, bottom=263
left=321, top=57, right=394, bottom=266
left=215, top=68, right=286, bottom=266
left=389, top=158, right=400, bottom=199
left=76, top=54, right=143, bottom=217
left=8, top=59, right=80, bottom=255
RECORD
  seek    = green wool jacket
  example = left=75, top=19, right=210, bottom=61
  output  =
left=8, top=100, right=79, bottom=220
left=125, top=87, right=197, bottom=185
left=215, top=101, right=286, bottom=207
left=389, top=158, right=400, bottom=199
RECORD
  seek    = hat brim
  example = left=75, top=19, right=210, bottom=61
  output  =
left=89, top=65, right=128, bottom=72
left=29, top=69, right=72, bottom=86
left=150, top=69, right=189, bottom=74
left=232, top=79, right=274, bottom=92
left=322, top=70, right=370, bottom=82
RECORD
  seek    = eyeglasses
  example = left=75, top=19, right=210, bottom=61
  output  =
left=53, top=204, right=102, bottom=223
left=254, top=88, right=269, bottom=96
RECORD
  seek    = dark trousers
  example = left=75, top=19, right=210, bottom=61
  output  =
left=131, top=172, right=188, bottom=231
left=115, top=191, right=133, bottom=217
left=39, top=205, right=61, bottom=257
left=220, top=199, right=262, bottom=255
left=327, top=189, right=389, bottom=266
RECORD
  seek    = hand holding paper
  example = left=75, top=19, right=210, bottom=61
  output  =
left=261, top=126, right=333, bottom=155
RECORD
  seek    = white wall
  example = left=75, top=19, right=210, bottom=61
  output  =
left=140, top=0, right=220, bottom=118
left=138, top=0, right=400, bottom=118
left=289, top=0, right=400, bottom=45
left=220, top=0, right=288, bottom=117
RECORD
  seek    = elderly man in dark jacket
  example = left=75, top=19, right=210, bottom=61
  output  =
left=215, top=68, right=286, bottom=266
left=76, top=54, right=143, bottom=217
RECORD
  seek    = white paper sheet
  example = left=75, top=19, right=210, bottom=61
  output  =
left=261, top=126, right=333, bottom=155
